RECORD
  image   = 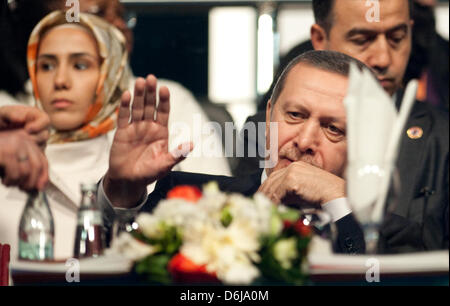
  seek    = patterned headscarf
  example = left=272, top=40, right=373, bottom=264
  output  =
left=27, top=11, right=129, bottom=143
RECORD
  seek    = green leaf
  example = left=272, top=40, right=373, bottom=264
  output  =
left=257, top=232, right=309, bottom=285
left=132, top=224, right=182, bottom=256
left=135, top=254, right=173, bottom=285
left=277, top=206, right=300, bottom=222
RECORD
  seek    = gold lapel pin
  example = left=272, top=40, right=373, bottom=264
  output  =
left=407, top=126, right=423, bottom=139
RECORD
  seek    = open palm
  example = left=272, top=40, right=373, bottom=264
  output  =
left=105, top=75, right=192, bottom=206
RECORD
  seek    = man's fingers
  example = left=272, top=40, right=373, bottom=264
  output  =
left=259, top=168, right=281, bottom=193
left=0, top=105, right=49, bottom=132
left=144, top=75, right=157, bottom=121
left=258, top=180, right=268, bottom=194
left=260, top=180, right=280, bottom=204
left=258, top=169, right=285, bottom=203
left=147, top=142, right=194, bottom=182
left=0, top=129, right=48, bottom=191
left=131, top=78, right=146, bottom=122
left=0, top=107, right=25, bottom=129
left=31, top=129, right=50, bottom=147
left=156, top=85, right=170, bottom=127
left=2, top=158, right=21, bottom=187
left=118, top=91, right=132, bottom=129
left=24, top=110, right=50, bottom=135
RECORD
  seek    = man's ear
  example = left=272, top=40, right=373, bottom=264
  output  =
left=310, top=24, right=327, bottom=50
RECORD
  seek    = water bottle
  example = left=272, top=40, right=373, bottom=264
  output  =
left=73, top=183, right=105, bottom=258
left=18, top=191, right=55, bottom=260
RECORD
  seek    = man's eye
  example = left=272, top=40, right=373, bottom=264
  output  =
left=351, top=37, right=370, bottom=46
left=288, top=112, right=306, bottom=120
left=352, top=39, right=367, bottom=46
left=327, top=124, right=343, bottom=135
left=74, top=62, right=89, bottom=70
left=389, top=34, right=406, bottom=45
left=323, top=124, right=345, bottom=142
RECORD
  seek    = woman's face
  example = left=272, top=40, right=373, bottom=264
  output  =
left=36, top=26, right=101, bottom=131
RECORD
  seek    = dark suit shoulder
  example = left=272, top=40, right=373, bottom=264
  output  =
left=391, top=100, right=449, bottom=252
left=408, top=101, right=449, bottom=150
left=411, top=100, right=449, bottom=124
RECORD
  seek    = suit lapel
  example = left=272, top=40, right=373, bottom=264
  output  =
left=394, top=100, right=431, bottom=217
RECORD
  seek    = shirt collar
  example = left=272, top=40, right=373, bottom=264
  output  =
left=261, top=169, right=268, bottom=184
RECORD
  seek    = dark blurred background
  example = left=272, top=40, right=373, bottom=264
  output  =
left=130, top=10, right=209, bottom=97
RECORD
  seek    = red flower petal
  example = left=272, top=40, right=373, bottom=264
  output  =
left=168, top=253, right=219, bottom=284
left=294, top=219, right=312, bottom=237
left=167, top=185, right=202, bottom=203
left=283, top=220, right=293, bottom=229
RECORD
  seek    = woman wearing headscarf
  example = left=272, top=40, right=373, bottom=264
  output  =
left=0, top=10, right=129, bottom=260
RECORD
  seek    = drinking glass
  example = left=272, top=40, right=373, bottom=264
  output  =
left=347, top=162, right=401, bottom=254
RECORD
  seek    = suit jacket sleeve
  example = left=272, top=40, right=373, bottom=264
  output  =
left=334, top=214, right=366, bottom=254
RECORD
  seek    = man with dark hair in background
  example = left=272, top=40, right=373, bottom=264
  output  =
left=237, top=0, right=448, bottom=253
left=254, top=0, right=448, bottom=113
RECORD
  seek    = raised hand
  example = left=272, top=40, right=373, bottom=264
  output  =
left=104, top=75, right=193, bottom=208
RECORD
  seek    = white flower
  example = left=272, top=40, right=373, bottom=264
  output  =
left=202, top=181, right=220, bottom=196
left=219, top=261, right=260, bottom=285
left=136, top=213, right=162, bottom=239
left=226, top=193, right=274, bottom=236
left=113, top=185, right=289, bottom=285
left=180, top=218, right=261, bottom=285
left=273, top=238, right=299, bottom=269
left=153, top=198, right=206, bottom=229
left=196, top=194, right=228, bottom=221
left=253, top=193, right=274, bottom=232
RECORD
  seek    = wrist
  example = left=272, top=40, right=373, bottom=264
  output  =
left=103, top=171, right=147, bottom=209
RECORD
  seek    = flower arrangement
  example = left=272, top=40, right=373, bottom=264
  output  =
left=110, top=182, right=312, bottom=285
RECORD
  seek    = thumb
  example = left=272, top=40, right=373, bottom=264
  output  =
left=152, top=142, right=194, bottom=182
left=169, top=142, right=194, bottom=163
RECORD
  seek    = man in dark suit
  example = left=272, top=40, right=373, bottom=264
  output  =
left=236, top=0, right=449, bottom=252
left=307, top=0, right=448, bottom=253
